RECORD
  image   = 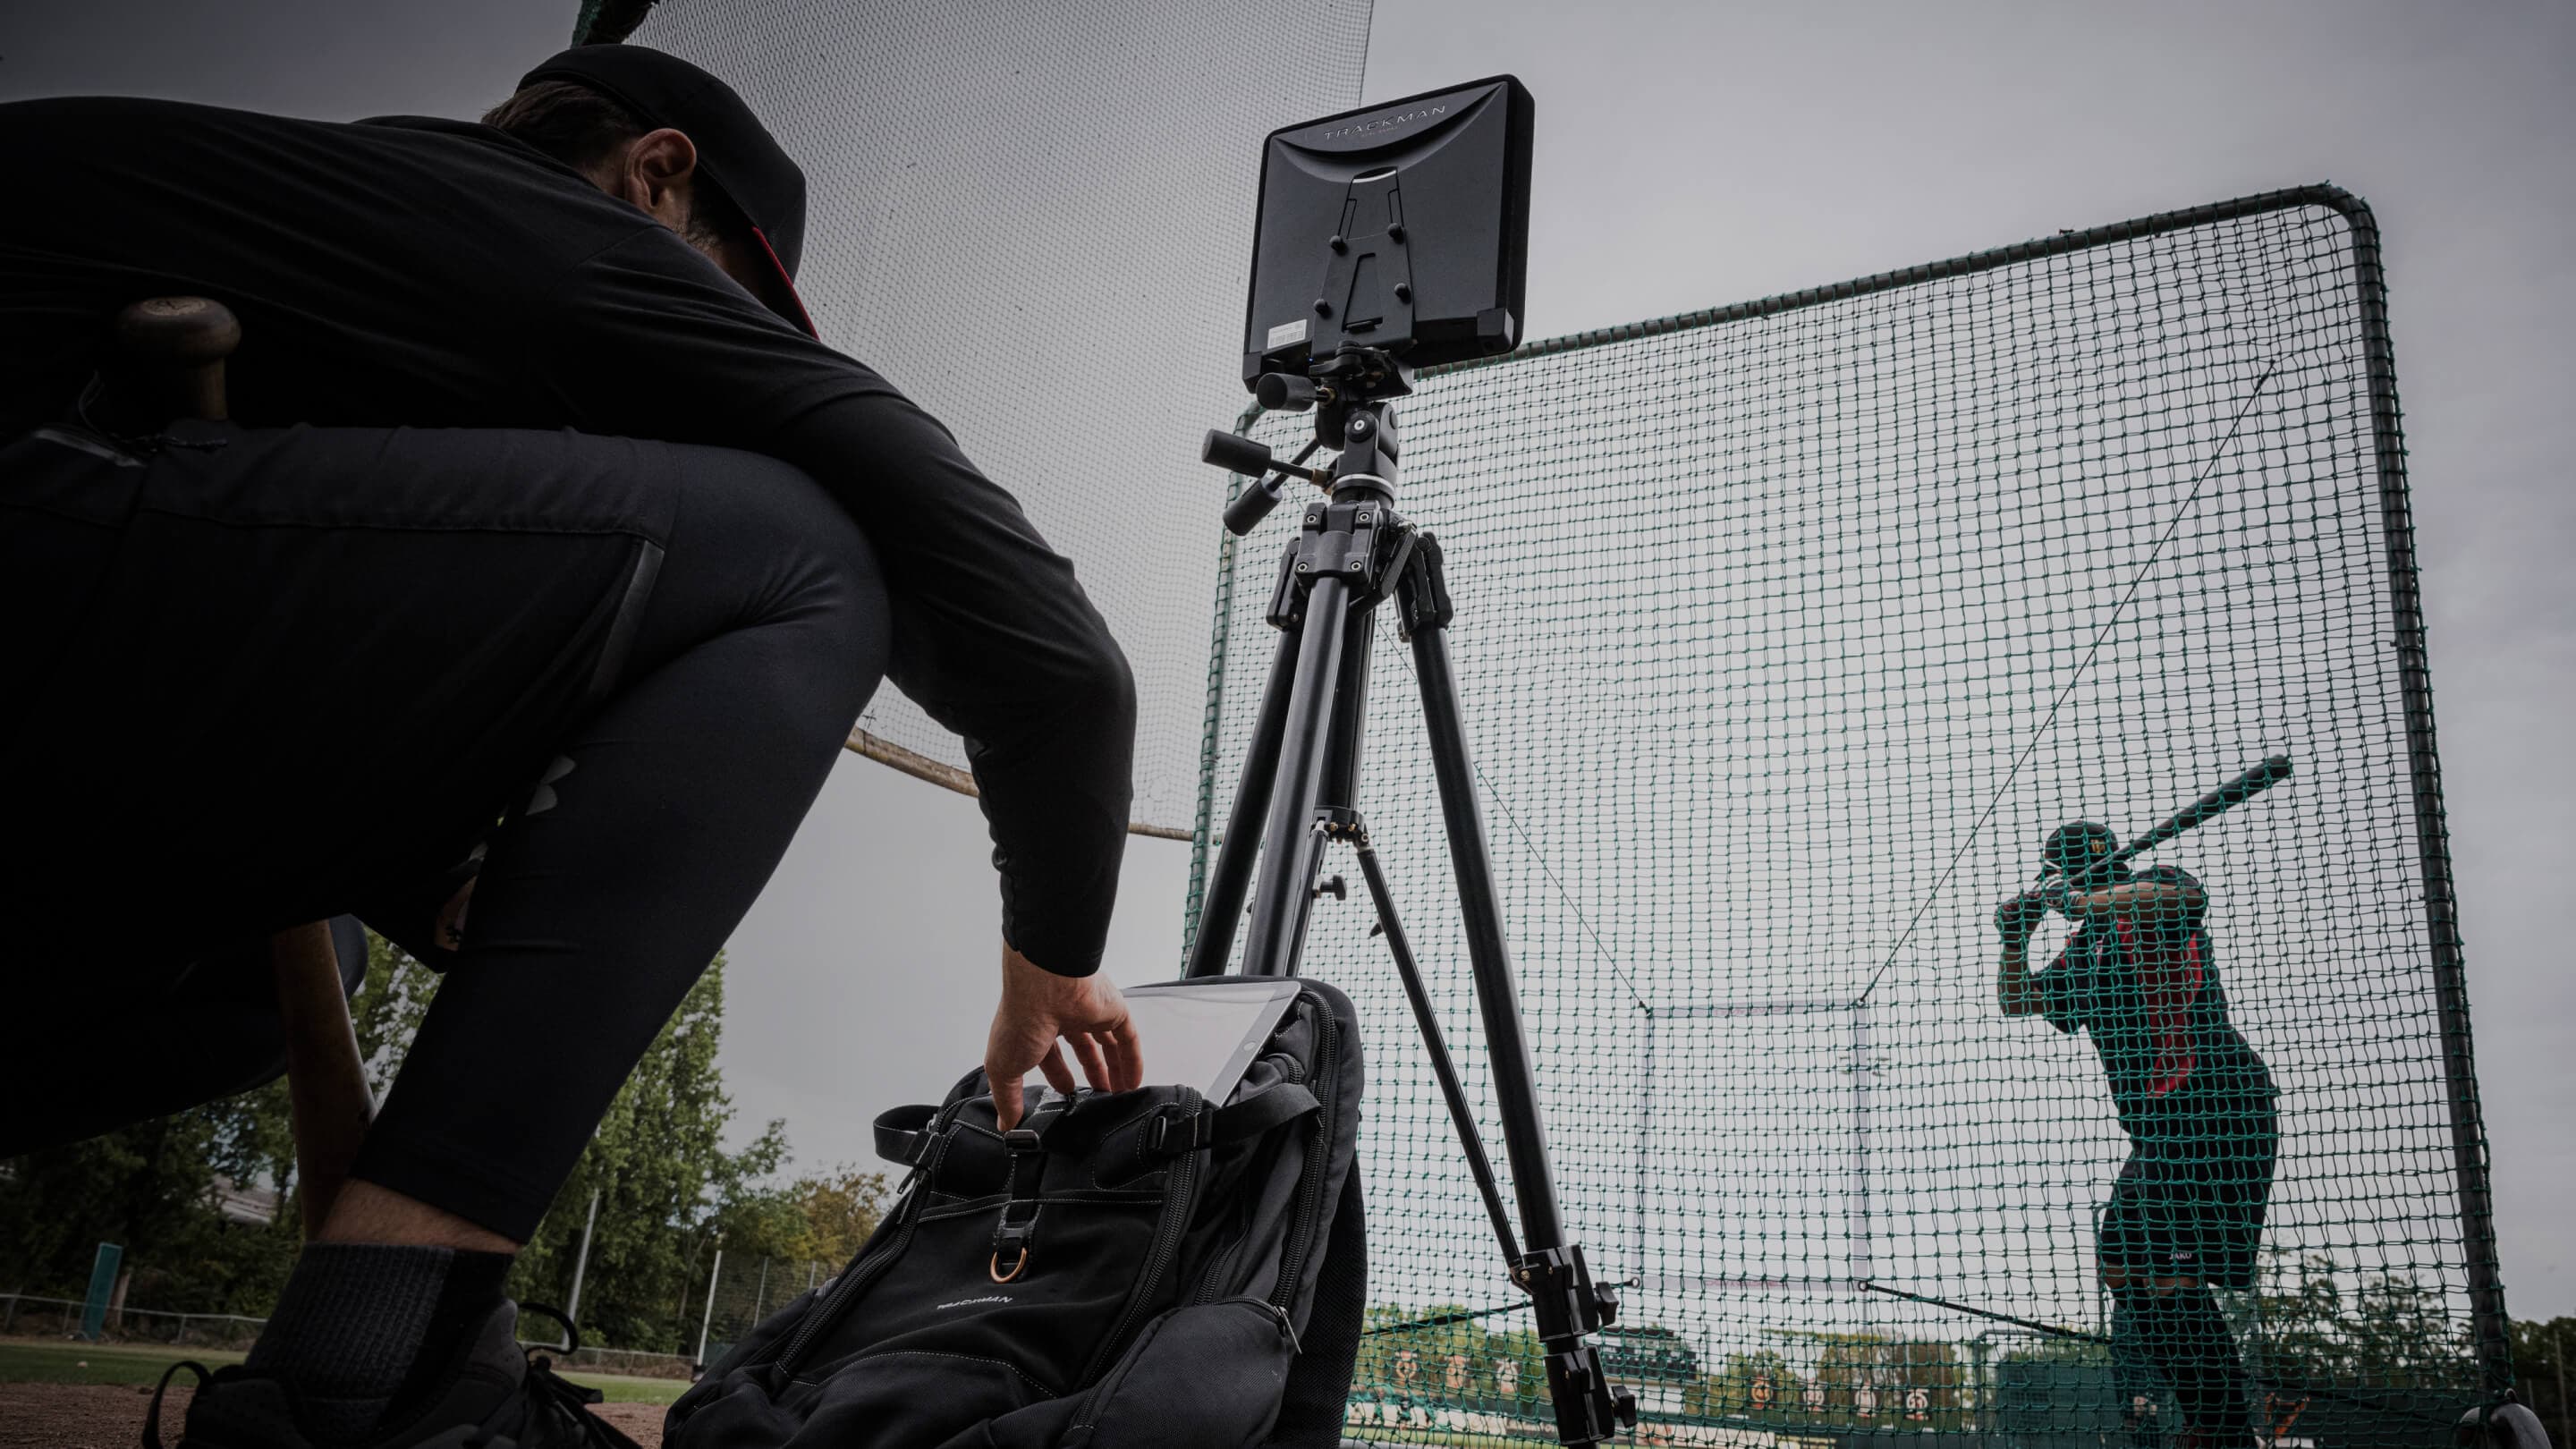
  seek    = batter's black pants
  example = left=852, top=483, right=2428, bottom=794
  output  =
left=1, top=421, right=887, bottom=1240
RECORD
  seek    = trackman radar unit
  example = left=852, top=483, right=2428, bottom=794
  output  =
left=1241, top=75, right=1533, bottom=386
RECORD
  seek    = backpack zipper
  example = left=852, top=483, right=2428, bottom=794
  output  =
left=771, top=1101, right=962, bottom=1374
left=1075, top=1088, right=1204, bottom=1384
left=1073, top=1295, right=1292, bottom=1434
left=1189, top=1046, right=1309, bottom=1306
left=1270, top=996, right=1340, bottom=1310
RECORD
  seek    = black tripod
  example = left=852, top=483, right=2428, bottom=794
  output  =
left=1190, top=347, right=1637, bottom=1446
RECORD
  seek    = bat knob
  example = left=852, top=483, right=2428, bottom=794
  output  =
left=110, top=295, right=241, bottom=426
left=116, top=295, right=241, bottom=365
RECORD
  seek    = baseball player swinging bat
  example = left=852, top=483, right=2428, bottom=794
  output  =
left=1988, top=754, right=2292, bottom=1444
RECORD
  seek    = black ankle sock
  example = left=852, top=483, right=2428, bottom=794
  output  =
left=247, top=1243, right=513, bottom=1443
left=2126, top=1284, right=2250, bottom=1436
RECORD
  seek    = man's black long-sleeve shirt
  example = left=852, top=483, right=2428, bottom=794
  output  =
left=0, top=97, right=1135, bottom=976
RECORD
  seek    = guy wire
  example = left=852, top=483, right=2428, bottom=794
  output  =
left=1470, top=752, right=1649, bottom=1013
left=1853, top=362, right=2278, bottom=1007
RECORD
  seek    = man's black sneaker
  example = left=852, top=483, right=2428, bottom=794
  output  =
left=149, top=1301, right=642, bottom=1449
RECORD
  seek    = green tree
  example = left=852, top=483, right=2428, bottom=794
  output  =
left=352, top=929, right=442, bottom=1096
left=510, top=953, right=801, bottom=1352
left=1, top=932, right=815, bottom=1352
left=2256, top=1250, right=2477, bottom=1391
left=770, top=1164, right=890, bottom=1267
left=2510, top=1317, right=2573, bottom=1445
left=0, top=1103, right=301, bottom=1314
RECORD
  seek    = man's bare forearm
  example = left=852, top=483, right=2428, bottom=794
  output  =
left=1996, top=939, right=2038, bottom=1016
left=2059, top=877, right=2202, bottom=920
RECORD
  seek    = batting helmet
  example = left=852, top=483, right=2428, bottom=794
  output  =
left=2041, top=820, right=2127, bottom=888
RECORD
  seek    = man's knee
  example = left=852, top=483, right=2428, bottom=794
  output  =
left=651, top=445, right=891, bottom=699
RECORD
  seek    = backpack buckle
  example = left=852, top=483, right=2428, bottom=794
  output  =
left=989, top=1245, right=1031, bottom=1284
left=1146, top=1106, right=1209, bottom=1157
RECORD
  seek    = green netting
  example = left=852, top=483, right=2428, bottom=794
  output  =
left=1190, top=188, right=2504, bottom=1445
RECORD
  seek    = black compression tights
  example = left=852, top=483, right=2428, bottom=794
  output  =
left=3, top=426, right=887, bottom=1239
left=349, top=443, right=890, bottom=1236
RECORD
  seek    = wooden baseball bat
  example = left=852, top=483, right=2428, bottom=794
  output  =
left=118, top=295, right=377, bottom=1235
left=2115, top=754, right=2293, bottom=864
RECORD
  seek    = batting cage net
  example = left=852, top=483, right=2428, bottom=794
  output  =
left=1190, top=189, right=2508, bottom=1445
left=607, top=0, right=1375, bottom=833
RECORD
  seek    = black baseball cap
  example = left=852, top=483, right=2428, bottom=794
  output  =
left=521, top=43, right=817, bottom=336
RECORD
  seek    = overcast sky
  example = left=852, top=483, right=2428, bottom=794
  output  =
left=4, top=0, right=2566, bottom=1323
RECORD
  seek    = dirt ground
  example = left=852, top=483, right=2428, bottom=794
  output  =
left=0, top=1382, right=667, bottom=1448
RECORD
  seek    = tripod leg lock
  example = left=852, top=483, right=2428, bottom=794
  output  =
left=1394, top=530, right=1454, bottom=636
left=1514, top=1243, right=1639, bottom=1443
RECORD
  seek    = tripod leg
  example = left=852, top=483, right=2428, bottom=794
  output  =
left=1408, top=622, right=1563, bottom=1250
left=1185, top=628, right=1300, bottom=977
left=1351, top=836, right=1519, bottom=1265
left=1316, top=597, right=1378, bottom=814
left=1404, top=551, right=1632, bottom=1445
left=1241, top=576, right=1354, bottom=978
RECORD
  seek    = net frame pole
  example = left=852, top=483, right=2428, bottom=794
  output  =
left=2343, top=197, right=2514, bottom=1396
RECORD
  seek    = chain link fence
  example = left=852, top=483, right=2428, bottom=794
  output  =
left=0, top=1292, right=266, bottom=1351
left=4, top=1250, right=837, bottom=1378
left=679, top=1253, right=835, bottom=1368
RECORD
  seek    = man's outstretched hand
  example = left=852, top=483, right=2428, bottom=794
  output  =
left=986, top=945, right=1144, bottom=1130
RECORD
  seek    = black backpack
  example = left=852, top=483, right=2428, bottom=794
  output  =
left=665, top=977, right=1367, bottom=1449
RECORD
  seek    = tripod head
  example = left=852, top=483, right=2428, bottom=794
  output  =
left=1200, top=344, right=1417, bottom=535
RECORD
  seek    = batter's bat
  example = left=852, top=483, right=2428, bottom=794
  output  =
left=2116, top=754, right=2293, bottom=864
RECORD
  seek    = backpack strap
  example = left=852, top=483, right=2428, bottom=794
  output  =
left=989, top=1123, right=1049, bottom=1283
left=1146, top=1083, right=1320, bottom=1157
left=872, top=1103, right=940, bottom=1166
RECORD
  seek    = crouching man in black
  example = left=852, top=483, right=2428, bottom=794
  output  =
left=1996, top=823, right=2279, bottom=1449
left=2, top=44, right=1139, bottom=1448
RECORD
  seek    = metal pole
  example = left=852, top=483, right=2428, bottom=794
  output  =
left=1634, top=1013, right=1655, bottom=1284
left=1849, top=1003, right=1874, bottom=1286
left=750, top=1258, right=770, bottom=1323
left=2556, top=1324, right=2569, bottom=1447
left=1353, top=838, right=1519, bottom=1266
left=2341, top=192, right=2513, bottom=1394
left=564, top=1188, right=600, bottom=1347
left=695, top=1248, right=722, bottom=1365
left=1241, top=574, right=1353, bottom=978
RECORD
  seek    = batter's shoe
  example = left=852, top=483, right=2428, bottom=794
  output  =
left=148, top=1301, right=641, bottom=1448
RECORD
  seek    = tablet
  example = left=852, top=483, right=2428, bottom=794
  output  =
left=1029, top=978, right=1302, bottom=1106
